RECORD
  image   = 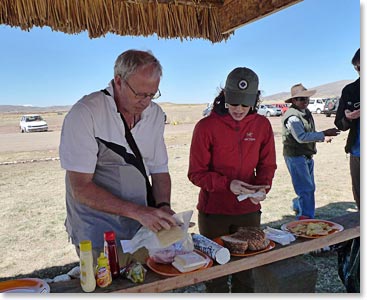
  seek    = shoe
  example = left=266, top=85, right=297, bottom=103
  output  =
left=309, top=246, right=331, bottom=256
left=291, top=198, right=300, bottom=213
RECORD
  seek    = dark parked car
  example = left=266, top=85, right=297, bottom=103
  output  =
left=321, top=98, right=339, bottom=117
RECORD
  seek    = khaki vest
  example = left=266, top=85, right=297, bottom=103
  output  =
left=282, top=107, right=317, bottom=157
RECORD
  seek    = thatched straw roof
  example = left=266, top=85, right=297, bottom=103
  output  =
left=0, top=0, right=302, bottom=43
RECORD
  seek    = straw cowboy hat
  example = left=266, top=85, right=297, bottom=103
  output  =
left=285, top=83, right=316, bottom=103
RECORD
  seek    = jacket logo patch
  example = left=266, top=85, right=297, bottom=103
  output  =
left=244, top=132, right=255, bottom=141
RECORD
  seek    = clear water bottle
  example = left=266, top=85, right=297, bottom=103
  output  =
left=79, top=240, right=96, bottom=292
left=104, top=231, right=120, bottom=279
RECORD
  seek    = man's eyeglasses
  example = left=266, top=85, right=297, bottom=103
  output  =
left=124, top=79, right=161, bottom=100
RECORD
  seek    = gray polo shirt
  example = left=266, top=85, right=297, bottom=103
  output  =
left=59, top=81, right=168, bottom=249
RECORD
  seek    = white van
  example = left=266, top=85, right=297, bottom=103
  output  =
left=308, top=98, right=324, bottom=114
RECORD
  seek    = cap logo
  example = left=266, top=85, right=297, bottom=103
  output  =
left=238, top=79, right=248, bottom=90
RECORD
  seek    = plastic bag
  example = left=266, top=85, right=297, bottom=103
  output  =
left=264, top=226, right=296, bottom=245
left=337, top=237, right=360, bottom=292
left=121, top=261, right=147, bottom=284
left=149, top=242, right=194, bottom=264
left=121, top=210, right=193, bottom=255
left=148, top=210, right=194, bottom=263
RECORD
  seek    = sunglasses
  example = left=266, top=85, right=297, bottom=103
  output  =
left=226, top=103, right=249, bottom=108
left=295, top=97, right=309, bottom=102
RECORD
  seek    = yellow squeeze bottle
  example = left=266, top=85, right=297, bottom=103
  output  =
left=96, top=252, right=112, bottom=288
left=79, top=240, right=96, bottom=292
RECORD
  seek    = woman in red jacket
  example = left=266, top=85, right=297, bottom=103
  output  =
left=188, top=67, right=277, bottom=292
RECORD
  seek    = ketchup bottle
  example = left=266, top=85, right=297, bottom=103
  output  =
left=104, top=231, right=120, bottom=279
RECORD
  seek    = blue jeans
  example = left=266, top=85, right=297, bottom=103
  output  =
left=285, top=156, right=315, bottom=219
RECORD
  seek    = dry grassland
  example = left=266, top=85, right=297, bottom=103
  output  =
left=0, top=104, right=357, bottom=292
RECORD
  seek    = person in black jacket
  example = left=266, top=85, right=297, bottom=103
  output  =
left=334, top=48, right=360, bottom=294
left=334, top=48, right=360, bottom=209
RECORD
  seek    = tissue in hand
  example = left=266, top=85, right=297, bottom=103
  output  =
left=237, top=191, right=266, bottom=202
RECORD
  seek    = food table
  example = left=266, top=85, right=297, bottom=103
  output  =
left=49, top=212, right=359, bottom=293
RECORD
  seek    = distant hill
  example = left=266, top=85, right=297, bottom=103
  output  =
left=0, top=105, right=71, bottom=113
left=0, top=80, right=355, bottom=112
left=262, top=80, right=354, bottom=103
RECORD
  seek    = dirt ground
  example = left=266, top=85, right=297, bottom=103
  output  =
left=0, top=106, right=356, bottom=292
left=0, top=106, right=339, bottom=153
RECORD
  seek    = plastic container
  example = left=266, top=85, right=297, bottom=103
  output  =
left=191, top=233, right=230, bottom=264
left=104, top=231, right=120, bottom=279
left=79, top=240, right=96, bottom=292
left=96, top=252, right=112, bottom=288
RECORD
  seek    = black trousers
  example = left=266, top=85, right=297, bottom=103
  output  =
left=198, top=211, right=261, bottom=293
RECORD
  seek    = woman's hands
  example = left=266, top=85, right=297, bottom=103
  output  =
left=248, top=187, right=267, bottom=205
left=230, top=180, right=270, bottom=195
left=230, top=180, right=270, bottom=204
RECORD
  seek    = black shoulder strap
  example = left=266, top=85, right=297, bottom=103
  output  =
left=101, top=89, right=156, bottom=207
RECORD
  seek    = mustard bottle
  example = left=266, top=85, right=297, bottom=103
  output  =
left=79, top=240, right=96, bottom=292
left=96, top=252, right=112, bottom=288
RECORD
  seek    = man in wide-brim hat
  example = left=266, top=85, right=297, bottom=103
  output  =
left=284, top=83, right=316, bottom=103
left=281, top=83, right=340, bottom=220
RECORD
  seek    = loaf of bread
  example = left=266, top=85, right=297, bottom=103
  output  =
left=220, top=227, right=269, bottom=254
left=220, top=235, right=249, bottom=254
left=237, top=227, right=270, bottom=251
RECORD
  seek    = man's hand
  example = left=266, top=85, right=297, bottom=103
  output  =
left=135, top=206, right=178, bottom=233
left=158, top=204, right=176, bottom=215
left=323, top=128, right=341, bottom=137
left=345, top=109, right=360, bottom=120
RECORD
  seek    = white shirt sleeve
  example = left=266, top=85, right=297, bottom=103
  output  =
left=144, top=107, right=169, bottom=174
left=59, top=102, right=98, bottom=174
left=148, top=117, right=169, bottom=174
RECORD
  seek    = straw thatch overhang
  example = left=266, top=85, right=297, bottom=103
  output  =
left=0, top=0, right=302, bottom=43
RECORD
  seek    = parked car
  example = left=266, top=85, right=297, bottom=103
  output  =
left=308, top=98, right=325, bottom=114
left=273, top=103, right=290, bottom=115
left=202, top=103, right=213, bottom=117
left=281, top=104, right=290, bottom=115
left=257, top=104, right=282, bottom=117
left=321, top=98, right=339, bottom=117
left=19, top=114, right=48, bottom=133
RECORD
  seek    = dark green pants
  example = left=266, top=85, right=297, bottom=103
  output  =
left=198, top=211, right=261, bottom=293
left=350, top=155, right=360, bottom=210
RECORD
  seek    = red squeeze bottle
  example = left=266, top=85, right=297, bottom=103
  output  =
left=104, top=231, right=120, bottom=279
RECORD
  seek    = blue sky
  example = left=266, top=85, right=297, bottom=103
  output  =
left=0, top=0, right=360, bottom=107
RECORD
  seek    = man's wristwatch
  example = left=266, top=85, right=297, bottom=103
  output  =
left=156, top=202, right=171, bottom=208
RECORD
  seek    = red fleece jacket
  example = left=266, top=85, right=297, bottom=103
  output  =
left=188, top=111, right=277, bottom=215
